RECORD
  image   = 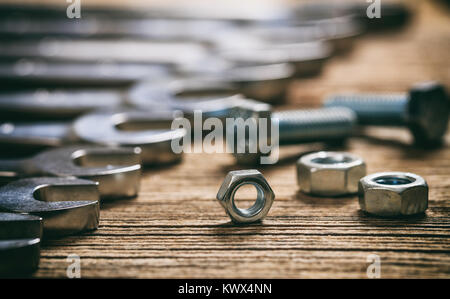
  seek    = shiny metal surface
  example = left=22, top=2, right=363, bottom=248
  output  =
left=0, top=17, right=232, bottom=43
left=359, top=172, right=428, bottom=217
left=0, top=177, right=99, bottom=236
left=73, top=110, right=186, bottom=165
left=129, top=77, right=253, bottom=118
left=219, top=63, right=295, bottom=103
left=0, top=213, right=42, bottom=277
left=228, top=105, right=356, bottom=165
left=0, top=59, right=169, bottom=87
left=0, top=40, right=209, bottom=66
left=297, top=151, right=366, bottom=196
left=0, top=89, right=123, bottom=119
left=217, top=170, right=275, bottom=224
left=219, top=41, right=332, bottom=76
left=0, top=145, right=142, bottom=198
left=0, top=121, right=74, bottom=148
left=324, top=81, right=449, bottom=146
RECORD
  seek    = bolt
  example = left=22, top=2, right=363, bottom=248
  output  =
left=228, top=101, right=356, bottom=165
left=324, top=81, right=449, bottom=146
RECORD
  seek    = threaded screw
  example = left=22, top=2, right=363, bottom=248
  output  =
left=228, top=102, right=356, bottom=165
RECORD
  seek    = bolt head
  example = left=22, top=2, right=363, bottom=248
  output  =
left=408, top=81, right=449, bottom=145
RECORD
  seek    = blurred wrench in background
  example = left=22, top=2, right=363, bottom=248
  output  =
left=0, top=59, right=169, bottom=89
left=0, top=88, right=124, bottom=120
left=135, top=63, right=295, bottom=105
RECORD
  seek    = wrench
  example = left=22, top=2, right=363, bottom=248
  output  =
left=0, top=212, right=42, bottom=277
left=0, top=145, right=141, bottom=198
left=0, top=88, right=123, bottom=120
left=0, top=59, right=168, bottom=88
left=0, top=177, right=99, bottom=236
left=128, top=77, right=245, bottom=118
left=0, top=110, right=186, bottom=165
left=130, top=62, right=295, bottom=111
left=0, top=16, right=232, bottom=44
left=0, top=40, right=209, bottom=66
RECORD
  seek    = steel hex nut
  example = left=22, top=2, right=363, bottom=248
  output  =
left=297, top=151, right=366, bottom=196
left=216, top=169, right=275, bottom=223
left=227, top=100, right=273, bottom=165
left=359, top=172, right=428, bottom=217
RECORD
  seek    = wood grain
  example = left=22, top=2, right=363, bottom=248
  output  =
left=30, top=0, right=450, bottom=278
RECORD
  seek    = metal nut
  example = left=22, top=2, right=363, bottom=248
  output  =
left=359, top=172, right=428, bottom=217
left=216, top=169, right=275, bottom=223
left=297, top=151, right=366, bottom=196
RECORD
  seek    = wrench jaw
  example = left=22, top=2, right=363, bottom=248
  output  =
left=0, top=177, right=100, bottom=237
left=0, top=238, right=41, bottom=277
left=32, top=145, right=142, bottom=198
left=128, top=78, right=241, bottom=119
left=73, top=110, right=186, bottom=166
left=0, top=213, right=42, bottom=277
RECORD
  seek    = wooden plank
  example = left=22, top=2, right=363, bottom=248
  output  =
left=27, top=0, right=450, bottom=278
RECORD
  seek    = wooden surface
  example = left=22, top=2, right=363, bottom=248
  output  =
left=33, top=0, right=450, bottom=278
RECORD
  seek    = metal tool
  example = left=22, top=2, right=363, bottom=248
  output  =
left=129, top=77, right=264, bottom=118
left=324, top=81, right=449, bottom=146
left=0, top=39, right=209, bottom=66
left=0, top=110, right=186, bottom=165
left=229, top=102, right=357, bottom=164
left=0, top=121, right=75, bottom=151
left=225, top=16, right=363, bottom=54
left=0, top=177, right=99, bottom=236
left=0, top=145, right=141, bottom=198
left=0, top=88, right=123, bottom=120
left=359, top=172, right=428, bottom=217
left=0, top=212, right=42, bottom=277
left=292, top=1, right=411, bottom=31
left=131, top=63, right=295, bottom=106
left=217, top=169, right=275, bottom=224
left=73, top=110, right=186, bottom=165
left=0, top=16, right=232, bottom=44
left=0, top=59, right=168, bottom=88
left=297, top=151, right=366, bottom=196
left=218, top=41, right=332, bottom=77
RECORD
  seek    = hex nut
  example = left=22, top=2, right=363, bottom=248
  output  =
left=226, top=100, right=273, bottom=165
left=297, top=151, right=366, bottom=196
left=359, top=172, right=428, bottom=217
left=216, top=169, right=275, bottom=223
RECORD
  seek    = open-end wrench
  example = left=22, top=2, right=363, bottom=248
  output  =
left=128, top=77, right=246, bottom=118
left=130, top=63, right=295, bottom=111
left=0, top=89, right=124, bottom=120
left=0, top=177, right=99, bottom=236
left=73, top=110, right=185, bottom=165
left=0, top=39, right=209, bottom=66
left=0, top=110, right=186, bottom=165
left=0, top=59, right=168, bottom=88
left=0, top=16, right=232, bottom=44
left=0, top=212, right=42, bottom=277
left=218, top=41, right=332, bottom=77
left=0, top=145, right=141, bottom=198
